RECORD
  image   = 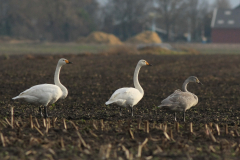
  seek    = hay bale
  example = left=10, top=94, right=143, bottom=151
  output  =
left=80, top=31, right=122, bottom=45
left=126, top=31, right=162, bottom=44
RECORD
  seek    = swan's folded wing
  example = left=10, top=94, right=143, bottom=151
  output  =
left=162, top=91, right=196, bottom=107
left=18, top=84, right=60, bottom=98
left=160, top=89, right=182, bottom=103
left=106, top=87, right=139, bottom=105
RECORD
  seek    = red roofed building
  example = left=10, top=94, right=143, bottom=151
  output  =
left=211, top=5, right=240, bottom=43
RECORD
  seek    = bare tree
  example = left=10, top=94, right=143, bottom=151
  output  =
left=213, top=0, right=231, bottom=9
left=0, top=0, right=99, bottom=41
left=155, top=0, right=187, bottom=41
left=102, top=0, right=152, bottom=40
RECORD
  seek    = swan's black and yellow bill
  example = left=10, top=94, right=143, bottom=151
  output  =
left=198, top=81, right=203, bottom=85
left=65, top=60, right=72, bottom=64
left=146, top=61, right=152, bottom=66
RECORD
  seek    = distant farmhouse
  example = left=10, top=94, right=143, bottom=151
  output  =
left=211, top=5, right=240, bottom=43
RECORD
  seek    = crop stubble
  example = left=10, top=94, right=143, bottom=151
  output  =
left=0, top=54, right=240, bottom=159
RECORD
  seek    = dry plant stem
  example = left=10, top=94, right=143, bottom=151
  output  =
left=99, top=145, right=106, bottom=159
left=215, top=124, right=220, bottom=136
left=60, top=137, right=65, bottom=149
left=137, top=138, right=148, bottom=158
left=11, top=106, right=14, bottom=129
left=69, top=121, right=78, bottom=130
left=207, top=127, right=217, bottom=142
left=159, top=123, right=163, bottom=130
left=76, top=131, right=90, bottom=149
left=52, top=117, right=57, bottom=128
left=92, top=120, right=98, bottom=130
left=189, top=122, right=193, bottom=133
left=52, top=118, right=55, bottom=128
left=63, top=118, right=67, bottom=130
left=205, top=124, right=209, bottom=136
left=209, top=123, right=213, bottom=128
left=35, top=118, right=40, bottom=128
left=89, top=129, right=98, bottom=138
left=138, top=119, right=141, bottom=129
left=100, top=119, right=104, bottom=131
left=15, top=120, right=20, bottom=128
left=175, top=122, right=179, bottom=133
left=170, top=129, right=174, bottom=140
left=5, top=118, right=12, bottom=128
left=34, top=125, right=44, bottom=136
left=30, top=115, right=33, bottom=129
left=129, top=129, right=134, bottom=139
left=43, top=118, right=46, bottom=128
left=0, top=120, right=7, bottom=128
left=225, top=124, right=228, bottom=135
left=163, top=124, right=167, bottom=132
left=153, top=121, right=156, bottom=128
left=106, top=144, right=112, bottom=159
left=163, top=124, right=170, bottom=140
left=145, top=120, right=149, bottom=133
left=45, top=119, right=49, bottom=133
left=121, top=145, right=131, bottom=159
left=0, top=132, right=5, bottom=147
left=47, top=118, right=51, bottom=128
left=234, top=129, right=240, bottom=137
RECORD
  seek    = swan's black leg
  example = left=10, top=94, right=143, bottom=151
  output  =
left=39, top=106, right=43, bottom=117
left=131, top=107, right=134, bottom=117
left=119, top=107, right=122, bottom=116
left=44, top=106, right=48, bottom=119
left=183, top=111, right=186, bottom=122
left=174, top=112, right=177, bottom=121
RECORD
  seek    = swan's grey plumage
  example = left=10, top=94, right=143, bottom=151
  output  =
left=12, top=58, right=72, bottom=118
left=105, top=59, right=152, bottom=116
left=158, top=76, right=202, bottom=122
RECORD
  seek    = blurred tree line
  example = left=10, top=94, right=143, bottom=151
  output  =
left=0, top=0, right=231, bottom=42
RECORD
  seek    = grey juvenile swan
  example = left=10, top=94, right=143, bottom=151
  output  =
left=158, top=76, right=202, bottom=122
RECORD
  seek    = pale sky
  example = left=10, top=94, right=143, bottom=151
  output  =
left=209, top=0, right=240, bottom=8
left=97, top=0, right=240, bottom=8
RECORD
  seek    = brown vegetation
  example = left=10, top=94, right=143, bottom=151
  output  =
left=78, top=31, right=123, bottom=45
left=126, top=31, right=162, bottom=44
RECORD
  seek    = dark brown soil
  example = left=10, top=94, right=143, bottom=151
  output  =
left=0, top=54, right=240, bottom=159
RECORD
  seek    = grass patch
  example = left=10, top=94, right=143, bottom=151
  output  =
left=0, top=43, right=109, bottom=55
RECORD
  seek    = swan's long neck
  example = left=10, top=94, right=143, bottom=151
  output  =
left=182, top=80, right=189, bottom=92
left=54, top=64, right=68, bottom=98
left=133, top=64, right=144, bottom=95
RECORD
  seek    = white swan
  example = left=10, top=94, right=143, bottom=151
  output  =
left=12, top=58, right=72, bottom=118
left=105, top=59, right=152, bottom=116
left=158, top=76, right=202, bottom=122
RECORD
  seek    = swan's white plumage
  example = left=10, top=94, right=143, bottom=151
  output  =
left=105, top=87, right=143, bottom=107
left=105, top=59, right=151, bottom=116
left=12, top=58, right=71, bottom=118
left=12, top=84, right=63, bottom=106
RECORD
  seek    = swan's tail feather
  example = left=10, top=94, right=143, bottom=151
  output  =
left=105, top=99, right=126, bottom=106
left=12, top=96, right=20, bottom=100
left=105, top=101, right=113, bottom=105
left=158, top=104, right=172, bottom=108
left=158, top=105, right=163, bottom=108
